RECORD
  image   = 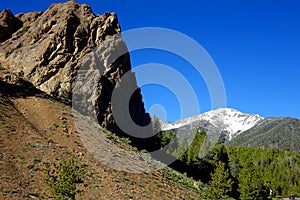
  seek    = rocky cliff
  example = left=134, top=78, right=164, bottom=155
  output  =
left=0, top=1, right=151, bottom=138
left=0, top=9, right=23, bottom=42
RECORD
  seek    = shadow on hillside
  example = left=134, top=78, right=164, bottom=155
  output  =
left=0, top=79, right=45, bottom=98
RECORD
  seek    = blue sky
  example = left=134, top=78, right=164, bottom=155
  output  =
left=1, top=0, right=300, bottom=122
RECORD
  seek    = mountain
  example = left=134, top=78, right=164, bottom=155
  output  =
left=228, top=117, right=300, bottom=153
left=0, top=1, right=151, bottom=138
left=159, top=109, right=300, bottom=153
left=160, top=108, right=263, bottom=141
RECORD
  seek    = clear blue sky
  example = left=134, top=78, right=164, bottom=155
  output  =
left=1, top=0, right=300, bottom=122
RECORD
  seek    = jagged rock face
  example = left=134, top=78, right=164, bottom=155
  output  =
left=16, top=11, right=43, bottom=27
left=0, top=1, right=151, bottom=137
left=0, top=9, right=23, bottom=42
left=0, top=1, right=121, bottom=101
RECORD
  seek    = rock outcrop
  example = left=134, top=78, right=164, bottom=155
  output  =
left=16, top=11, right=43, bottom=27
left=0, top=9, right=23, bottom=42
left=0, top=1, right=151, bottom=138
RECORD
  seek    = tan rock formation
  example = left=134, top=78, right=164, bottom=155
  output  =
left=0, top=1, right=152, bottom=138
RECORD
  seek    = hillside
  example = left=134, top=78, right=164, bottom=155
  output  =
left=228, top=117, right=300, bottom=153
left=0, top=73, right=200, bottom=199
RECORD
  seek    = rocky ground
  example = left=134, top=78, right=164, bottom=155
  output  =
left=0, top=69, right=200, bottom=199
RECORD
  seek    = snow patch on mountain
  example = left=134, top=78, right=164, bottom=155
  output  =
left=161, top=108, right=264, bottom=140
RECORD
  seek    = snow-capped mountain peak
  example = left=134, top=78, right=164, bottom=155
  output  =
left=160, top=108, right=264, bottom=140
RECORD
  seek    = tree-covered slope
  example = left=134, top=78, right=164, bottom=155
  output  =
left=228, top=117, right=300, bottom=153
left=228, top=146, right=300, bottom=198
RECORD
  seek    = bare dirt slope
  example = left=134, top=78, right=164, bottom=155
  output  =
left=0, top=76, right=200, bottom=199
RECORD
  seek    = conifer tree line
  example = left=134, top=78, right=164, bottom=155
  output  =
left=150, top=117, right=300, bottom=199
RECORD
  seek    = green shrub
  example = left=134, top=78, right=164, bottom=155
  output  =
left=44, top=158, right=85, bottom=200
left=140, top=149, right=148, bottom=153
left=120, top=137, right=131, bottom=145
left=33, top=158, right=41, bottom=164
left=19, top=26, right=29, bottom=36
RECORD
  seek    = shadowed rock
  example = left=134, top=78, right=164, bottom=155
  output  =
left=0, top=9, right=23, bottom=42
left=0, top=1, right=152, bottom=138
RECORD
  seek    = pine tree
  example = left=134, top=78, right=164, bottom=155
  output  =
left=206, top=161, right=233, bottom=199
left=152, top=116, right=162, bottom=134
left=186, top=128, right=206, bottom=164
left=209, top=143, right=230, bottom=165
left=238, top=158, right=269, bottom=200
left=151, top=116, right=176, bottom=151
left=199, top=133, right=210, bottom=159
left=176, top=136, right=188, bottom=161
